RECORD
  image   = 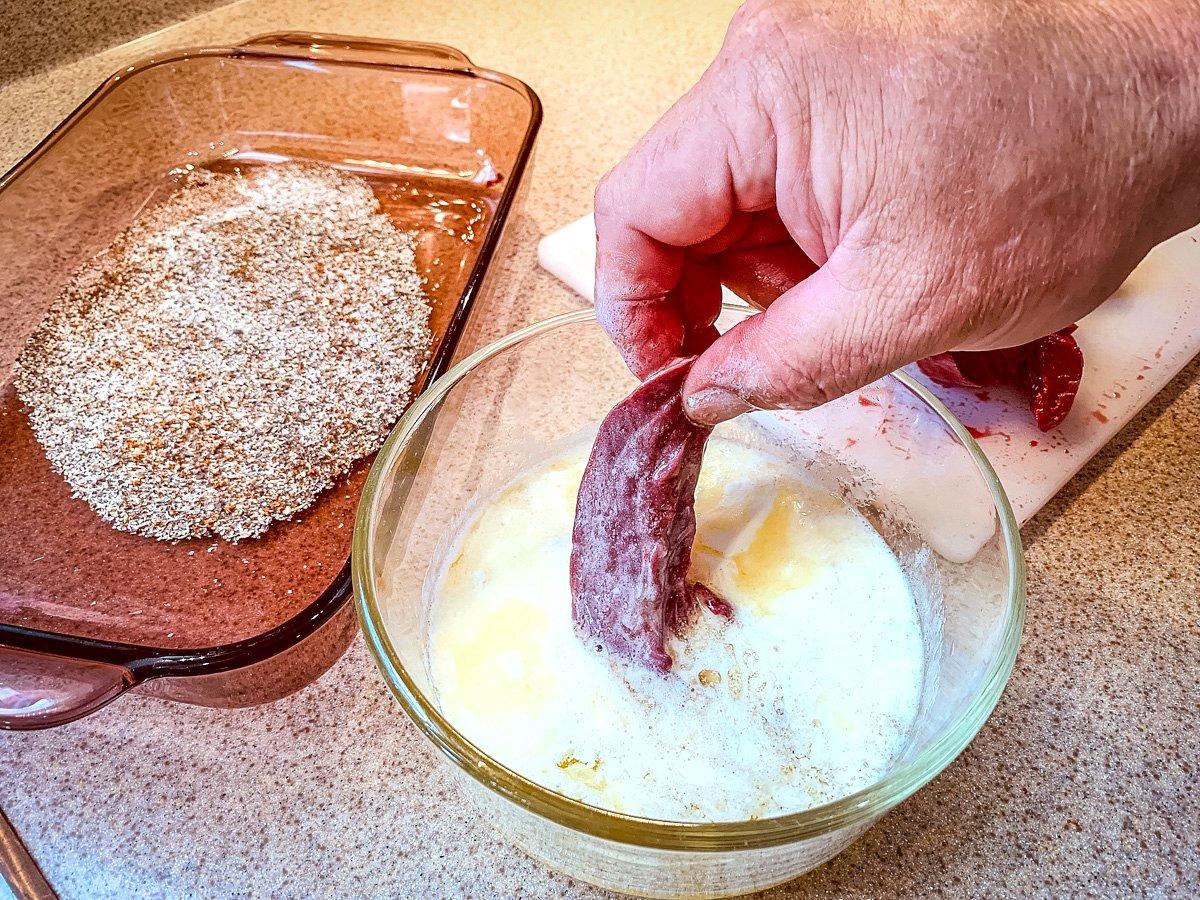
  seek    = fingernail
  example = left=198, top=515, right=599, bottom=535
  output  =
left=684, top=386, right=753, bottom=425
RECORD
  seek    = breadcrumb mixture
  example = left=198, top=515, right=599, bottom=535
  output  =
left=14, top=162, right=432, bottom=542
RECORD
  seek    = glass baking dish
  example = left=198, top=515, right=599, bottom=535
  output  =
left=0, top=32, right=541, bottom=729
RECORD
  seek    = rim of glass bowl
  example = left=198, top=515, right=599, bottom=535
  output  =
left=352, top=305, right=1026, bottom=851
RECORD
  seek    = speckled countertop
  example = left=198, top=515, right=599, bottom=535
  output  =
left=0, top=0, right=226, bottom=85
left=0, top=1, right=1197, bottom=897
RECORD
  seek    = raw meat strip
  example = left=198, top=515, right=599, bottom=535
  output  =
left=918, top=327, right=1084, bottom=431
left=570, top=357, right=729, bottom=672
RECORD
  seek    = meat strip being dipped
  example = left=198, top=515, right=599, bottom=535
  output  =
left=570, top=357, right=731, bottom=673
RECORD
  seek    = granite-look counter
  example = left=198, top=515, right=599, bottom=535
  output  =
left=0, top=0, right=227, bottom=86
left=0, top=1, right=1196, bottom=897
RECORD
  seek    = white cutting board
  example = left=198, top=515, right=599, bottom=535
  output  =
left=539, top=213, right=1200, bottom=524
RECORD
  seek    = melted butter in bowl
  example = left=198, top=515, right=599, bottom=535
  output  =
left=424, top=437, right=925, bottom=822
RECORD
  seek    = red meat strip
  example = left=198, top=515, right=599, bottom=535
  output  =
left=570, top=357, right=731, bottom=673
left=917, top=327, right=1084, bottom=431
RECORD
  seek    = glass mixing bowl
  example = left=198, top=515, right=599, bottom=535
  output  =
left=353, top=304, right=1025, bottom=898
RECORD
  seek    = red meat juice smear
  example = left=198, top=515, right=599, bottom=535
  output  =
left=917, top=327, right=1084, bottom=431
left=570, top=357, right=731, bottom=673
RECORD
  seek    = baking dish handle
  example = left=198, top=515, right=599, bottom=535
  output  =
left=237, top=32, right=475, bottom=69
left=0, top=645, right=133, bottom=730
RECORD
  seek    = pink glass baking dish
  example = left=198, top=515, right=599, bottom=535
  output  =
left=0, top=33, right=541, bottom=728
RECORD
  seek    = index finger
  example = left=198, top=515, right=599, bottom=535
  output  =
left=593, top=60, right=776, bottom=377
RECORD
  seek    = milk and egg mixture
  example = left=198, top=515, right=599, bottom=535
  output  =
left=426, top=438, right=924, bottom=821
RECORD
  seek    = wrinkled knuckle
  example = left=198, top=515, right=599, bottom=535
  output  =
left=726, top=0, right=796, bottom=55
left=821, top=325, right=875, bottom=398
left=764, top=343, right=821, bottom=406
left=594, top=170, right=622, bottom=220
left=743, top=330, right=827, bottom=409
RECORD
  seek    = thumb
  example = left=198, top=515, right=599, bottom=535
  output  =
left=682, top=261, right=935, bottom=425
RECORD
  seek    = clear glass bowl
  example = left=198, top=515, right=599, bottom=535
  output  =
left=354, top=304, right=1025, bottom=898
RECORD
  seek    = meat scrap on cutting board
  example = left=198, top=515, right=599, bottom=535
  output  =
left=918, top=326, right=1084, bottom=431
left=570, top=357, right=731, bottom=673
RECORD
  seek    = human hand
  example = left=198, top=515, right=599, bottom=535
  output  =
left=594, top=0, right=1200, bottom=424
